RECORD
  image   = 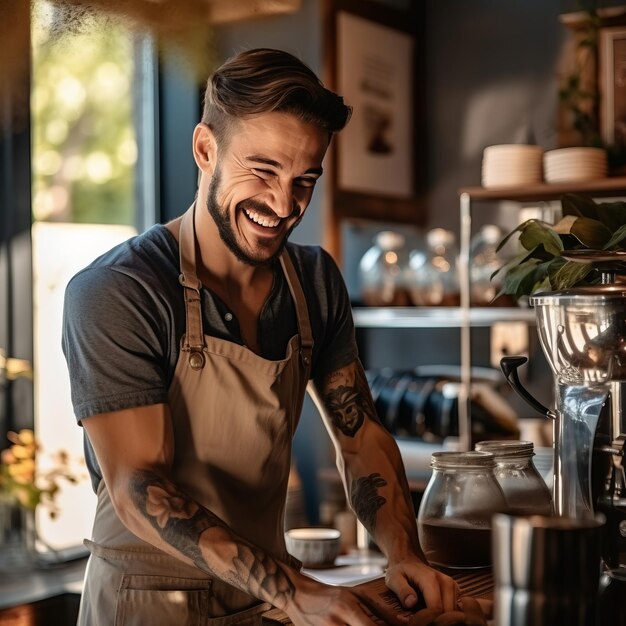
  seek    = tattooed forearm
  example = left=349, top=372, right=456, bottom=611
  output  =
left=130, top=471, right=225, bottom=571
left=351, top=473, right=388, bottom=534
left=323, top=365, right=380, bottom=437
left=230, top=544, right=295, bottom=610
left=130, top=471, right=295, bottom=609
left=354, top=366, right=382, bottom=425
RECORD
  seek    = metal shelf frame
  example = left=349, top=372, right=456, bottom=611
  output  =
left=352, top=306, right=535, bottom=328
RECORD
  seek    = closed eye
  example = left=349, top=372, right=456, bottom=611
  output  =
left=295, top=177, right=318, bottom=189
left=251, top=168, right=276, bottom=179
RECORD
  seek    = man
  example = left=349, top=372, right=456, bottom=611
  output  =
left=62, top=48, right=457, bottom=625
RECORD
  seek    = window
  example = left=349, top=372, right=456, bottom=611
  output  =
left=30, top=0, right=156, bottom=556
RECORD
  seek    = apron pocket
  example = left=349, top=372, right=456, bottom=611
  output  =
left=115, top=574, right=211, bottom=626
left=205, top=601, right=272, bottom=626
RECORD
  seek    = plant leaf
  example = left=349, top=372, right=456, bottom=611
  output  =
left=570, top=217, right=613, bottom=248
left=561, top=193, right=598, bottom=219
left=518, top=221, right=563, bottom=256
left=491, top=247, right=544, bottom=280
left=595, top=200, right=626, bottom=231
left=499, top=260, right=547, bottom=299
left=552, top=215, right=578, bottom=234
left=550, top=260, right=593, bottom=290
left=603, top=224, right=626, bottom=249
left=495, top=219, right=535, bottom=253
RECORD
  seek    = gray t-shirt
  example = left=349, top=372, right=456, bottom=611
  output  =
left=62, top=224, right=357, bottom=485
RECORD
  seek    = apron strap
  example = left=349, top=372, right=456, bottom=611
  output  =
left=178, top=204, right=314, bottom=374
left=279, top=251, right=314, bottom=372
left=179, top=204, right=206, bottom=370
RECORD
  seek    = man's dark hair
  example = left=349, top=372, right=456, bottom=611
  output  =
left=201, top=48, right=351, bottom=146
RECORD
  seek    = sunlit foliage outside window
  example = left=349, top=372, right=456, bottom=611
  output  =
left=31, top=0, right=136, bottom=226
left=30, top=0, right=141, bottom=554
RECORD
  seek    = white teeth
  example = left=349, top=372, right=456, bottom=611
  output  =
left=244, top=208, right=280, bottom=228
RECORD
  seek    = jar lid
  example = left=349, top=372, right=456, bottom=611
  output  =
left=426, top=228, right=456, bottom=249
left=375, top=230, right=405, bottom=251
left=475, top=440, right=534, bottom=458
left=431, top=450, right=495, bottom=469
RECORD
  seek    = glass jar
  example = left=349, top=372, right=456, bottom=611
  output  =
left=469, top=224, right=517, bottom=307
left=474, top=440, right=553, bottom=515
left=417, top=451, right=507, bottom=569
left=407, top=228, right=459, bottom=306
left=470, top=224, right=501, bottom=305
left=358, top=231, right=410, bottom=307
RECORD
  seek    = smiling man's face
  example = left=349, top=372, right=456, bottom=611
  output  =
left=205, top=111, right=329, bottom=266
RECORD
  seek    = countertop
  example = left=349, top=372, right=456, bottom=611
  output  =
left=0, top=557, right=86, bottom=610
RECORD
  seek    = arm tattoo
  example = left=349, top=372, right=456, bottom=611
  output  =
left=323, top=365, right=380, bottom=437
left=231, top=544, right=294, bottom=610
left=131, top=471, right=221, bottom=571
left=130, top=471, right=294, bottom=609
left=351, top=473, right=387, bottom=534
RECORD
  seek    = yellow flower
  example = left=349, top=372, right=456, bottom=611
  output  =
left=1, top=429, right=82, bottom=515
left=16, top=430, right=34, bottom=446
left=8, top=459, right=36, bottom=483
left=11, top=444, right=32, bottom=460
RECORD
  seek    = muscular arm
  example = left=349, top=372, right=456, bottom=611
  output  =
left=83, top=405, right=295, bottom=609
left=310, top=362, right=422, bottom=561
left=82, top=404, right=377, bottom=625
left=310, top=360, right=458, bottom=611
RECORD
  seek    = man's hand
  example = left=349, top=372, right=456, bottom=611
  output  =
left=405, top=596, right=491, bottom=626
left=385, top=559, right=459, bottom=613
left=283, top=576, right=381, bottom=626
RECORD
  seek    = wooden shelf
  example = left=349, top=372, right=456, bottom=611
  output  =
left=559, top=6, right=626, bottom=30
left=459, top=176, right=626, bottom=203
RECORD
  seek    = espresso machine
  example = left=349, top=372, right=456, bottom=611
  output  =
left=500, top=279, right=626, bottom=568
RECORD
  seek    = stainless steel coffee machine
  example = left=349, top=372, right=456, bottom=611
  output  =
left=501, top=283, right=626, bottom=567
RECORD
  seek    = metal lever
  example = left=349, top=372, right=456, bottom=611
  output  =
left=500, top=355, right=556, bottom=420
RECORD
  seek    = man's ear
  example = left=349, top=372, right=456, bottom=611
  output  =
left=192, top=123, right=217, bottom=175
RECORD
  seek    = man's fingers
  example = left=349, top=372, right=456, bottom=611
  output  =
left=440, top=577, right=459, bottom=613
left=407, top=608, right=444, bottom=626
left=458, top=596, right=487, bottom=626
left=432, top=610, right=466, bottom=625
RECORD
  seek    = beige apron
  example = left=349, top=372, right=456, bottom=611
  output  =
left=78, top=205, right=313, bottom=625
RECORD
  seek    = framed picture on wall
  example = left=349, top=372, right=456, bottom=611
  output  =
left=599, top=26, right=626, bottom=148
left=321, top=0, right=425, bottom=259
left=336, top=11, right=414, bottom=198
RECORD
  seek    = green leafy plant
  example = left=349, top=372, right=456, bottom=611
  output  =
left=495, top=193, right=626, bottom=299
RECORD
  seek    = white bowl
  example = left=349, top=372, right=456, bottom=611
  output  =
left=481, top=144, right=544, bottom=187
left=285, top=527, right=341, bottom=568
left=483, top=144, right=544, bottom=156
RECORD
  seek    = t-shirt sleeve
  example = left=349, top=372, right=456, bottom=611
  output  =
left=62, top=266, right=170, bottom=422
left=311, top=248, right=359, bottom=379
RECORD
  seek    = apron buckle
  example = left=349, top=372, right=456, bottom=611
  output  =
left=188, top=350, right=205, bottom=370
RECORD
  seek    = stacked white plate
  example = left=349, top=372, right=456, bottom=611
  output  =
left=544, top=147, right=607, bottom=183
left=481, top=144, right=544, bottom=188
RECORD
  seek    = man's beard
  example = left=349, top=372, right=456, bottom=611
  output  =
left=206, top=170, right=301, bottom=267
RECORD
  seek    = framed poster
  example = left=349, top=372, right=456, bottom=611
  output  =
left=321, top=0, right=425, bottom=258
left=600, top=26, right=626, bottom=147
left=336, top=11, right=414, bottom=198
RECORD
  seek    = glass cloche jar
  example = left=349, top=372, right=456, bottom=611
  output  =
left=358, top=231, right=411, bottom=307
left=470, top=224, right=502, bottom=306
left=417, top=451, right=507, bottom=569
left=474, top=440, right=552, bottom=515
left=407, top=228, right=460, bottom=306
